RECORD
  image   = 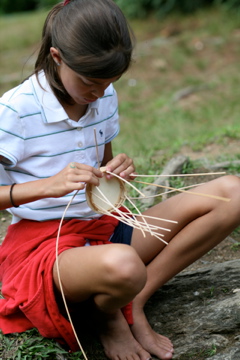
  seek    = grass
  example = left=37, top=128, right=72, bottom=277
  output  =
left=0, top=329, right=85, bottom=360
left=178, top=344, right=217, bottom=359
left=1, top=4, right=240, bottom=360
left=112, top=7, right=240, bottom=167
left=0, top=10, right=46, bottom=87
left=231, top=241, right=240, bottom=251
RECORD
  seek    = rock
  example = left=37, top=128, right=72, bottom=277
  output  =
left=206, top=160, right=240, bottom=171
left=145, top=260, right=240, bottom=359
left=172, top=84, right=209, bottom=102
left=139, top=155, right=188, bottom=207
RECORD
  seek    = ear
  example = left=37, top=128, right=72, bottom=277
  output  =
left=50, top=47, right=62, bottom=66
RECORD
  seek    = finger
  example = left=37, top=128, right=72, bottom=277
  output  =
left=69, top=162, right=76, bottom=169
left=129, top=172, right=138, bottom=179
left=116, top=158, right=135, bottom=178
left=119, top=163, right=135, bottom=178
left=68, top=172, right=101, bottom=187
left=105, top=154, right=134, bottom=178
left=68, top=162, right=103, bottom=178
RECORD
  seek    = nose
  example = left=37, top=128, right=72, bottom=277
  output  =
left=92, top=88, right=104, bottom=98
left=92, top=83, right=109, bottom=98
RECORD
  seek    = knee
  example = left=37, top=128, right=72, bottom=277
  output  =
left=102, top=244, right=147, bottom=296
left=219, top=175, right=240, bottom=202
left=216, top=175, right=240, bottom=222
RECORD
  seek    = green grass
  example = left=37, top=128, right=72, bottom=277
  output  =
left=178, top=344, right=217, bottom=359
left=231, top=241, right=240, bottom=251
left=0, top=328, right=85, bottom=360
left=0, top=10, right=46, bottom=89
left=112, top=7, right=240, bottom=169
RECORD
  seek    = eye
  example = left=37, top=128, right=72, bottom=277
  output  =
left=82, top=79, right=93, bottom=87
left=79, top=75, right=93, bottom=87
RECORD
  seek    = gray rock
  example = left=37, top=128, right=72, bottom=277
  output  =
left=145, top=260, right=240, bottom=359
left=140, top=155, right=188, bottom=207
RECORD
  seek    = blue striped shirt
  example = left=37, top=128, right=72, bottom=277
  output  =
left=0, top=71, right=120, bottom=222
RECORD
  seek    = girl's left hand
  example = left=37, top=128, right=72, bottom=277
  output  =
left=105, top=153, right=136, bottom=180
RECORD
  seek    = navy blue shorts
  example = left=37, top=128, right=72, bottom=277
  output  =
left=110, top=221, right=133, bottom=245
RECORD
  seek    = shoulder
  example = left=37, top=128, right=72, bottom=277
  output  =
left=1, top=76, right=34, bottom=102
left=0, top=75, right=37, bottom=117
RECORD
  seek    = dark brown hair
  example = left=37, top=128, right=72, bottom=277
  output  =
left=34, top=0, right=135, bottom=104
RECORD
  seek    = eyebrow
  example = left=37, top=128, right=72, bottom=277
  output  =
left=89, top=79, right=105, bottom=85
left=84, top=76, right=121, bottom=85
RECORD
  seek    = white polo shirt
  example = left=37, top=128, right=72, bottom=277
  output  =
left=0, top=71, right=120, bottom=223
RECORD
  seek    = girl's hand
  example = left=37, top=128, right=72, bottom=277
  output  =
left=104, top=153, right=136, bottom=180
left=45, top=162, right=103, bottom=198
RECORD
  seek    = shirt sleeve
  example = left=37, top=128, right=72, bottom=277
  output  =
left=0, top=99, right=25, bottom=167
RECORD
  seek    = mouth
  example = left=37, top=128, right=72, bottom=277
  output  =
left=83, top=97, right=97, bottom=103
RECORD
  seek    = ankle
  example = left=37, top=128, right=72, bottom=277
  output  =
left=132, top=298, right=145, bottom=314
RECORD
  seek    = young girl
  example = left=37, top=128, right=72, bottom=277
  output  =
left=0, top=1, right=240, bottom=359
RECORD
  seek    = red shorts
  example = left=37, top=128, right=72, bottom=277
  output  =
left=0, top=213, right=133, bottom=351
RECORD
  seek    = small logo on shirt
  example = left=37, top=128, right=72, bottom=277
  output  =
left=99, top=130, right=103, bottom=137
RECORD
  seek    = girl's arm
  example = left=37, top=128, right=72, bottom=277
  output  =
left=0, top=156, right=103, bottom=211
left=0, top=180, right=55, bottom=211
left=0, top=142, right=135, bottom=211
left=101, top=142, right=114, bottom=166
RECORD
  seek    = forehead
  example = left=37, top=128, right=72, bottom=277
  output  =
left=81, top=74, right=121, bottom=85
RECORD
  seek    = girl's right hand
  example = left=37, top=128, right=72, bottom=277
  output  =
left=44, top=162, right=103, bottom=198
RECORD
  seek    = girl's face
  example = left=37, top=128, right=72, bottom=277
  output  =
left=50, top=47, right=121, bottom=105
left=60, top=63, right=120, bottom=105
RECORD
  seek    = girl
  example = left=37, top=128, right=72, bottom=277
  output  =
left=0, top=1, right=240, bottom=359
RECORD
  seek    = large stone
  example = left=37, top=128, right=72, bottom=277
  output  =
left=145, top=260, right=240, bottom=359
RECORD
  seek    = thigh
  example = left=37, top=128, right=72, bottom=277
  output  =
left=130, top=175, right=235, bottom=264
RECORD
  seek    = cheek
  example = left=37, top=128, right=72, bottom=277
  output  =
left=60, top=70, right=89, bottom=97
left=64, top=78, right=81, bottom=96
left=60, top=74, right=71, bottom=91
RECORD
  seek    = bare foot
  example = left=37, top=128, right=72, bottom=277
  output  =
left=97, top=309, right=151, bottom=360
left=131, top=308, right=174, bottom=360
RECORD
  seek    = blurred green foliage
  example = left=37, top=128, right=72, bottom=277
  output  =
left=114, top=0, right=214, bottom=18
left=37, top=0, right=59, bottom=9
left=114, top=0, right=240, bottom=18
left=1, top=0, right=240, bottom=16
left=0, top=0, right=38, bottom=13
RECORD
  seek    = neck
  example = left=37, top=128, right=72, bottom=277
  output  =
left=62, top=102, right=88, bottom=121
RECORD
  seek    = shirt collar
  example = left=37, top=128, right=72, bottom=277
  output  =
left=31, top=71, right=100, bottom=124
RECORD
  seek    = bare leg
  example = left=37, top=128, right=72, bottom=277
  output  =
left=53, top=243, right=152, bottom=360
left=130, top=175, right=240, bottom=359
left=53, top=175, right=240, bottom=360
